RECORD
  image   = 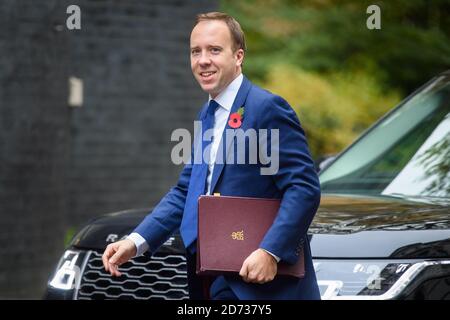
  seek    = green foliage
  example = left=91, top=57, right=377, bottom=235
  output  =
left=222, top=0, right=450, bottom=93
left=64, top=227, right=76, bottom=248
left=263, top=64, right=400, bottom=158
left=221, top=0, right=449, bottom=158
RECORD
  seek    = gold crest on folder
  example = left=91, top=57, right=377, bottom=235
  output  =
left=231, top=230, right=244, bottom=241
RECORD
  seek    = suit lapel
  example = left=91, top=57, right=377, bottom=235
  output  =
left=209, top=76, right=252, bottom=193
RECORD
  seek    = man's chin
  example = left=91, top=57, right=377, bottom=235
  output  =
left=200, top=84, right=218, bottom=96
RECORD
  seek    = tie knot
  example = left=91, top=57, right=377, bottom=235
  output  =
left=208, top=100, right=220, bottom=116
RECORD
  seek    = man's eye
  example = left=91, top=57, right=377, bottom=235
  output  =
left=191, top=49, right=200, bottom=56
left=211, top=48, right=221, bottom=54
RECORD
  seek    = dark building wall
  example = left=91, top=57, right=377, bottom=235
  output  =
left=0, top=0, right=217, bottom=299
left=0, top=0, right=72, bottom=299
left=66, top=0, right=218, bottom=225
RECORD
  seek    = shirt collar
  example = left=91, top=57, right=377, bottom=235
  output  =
left=208, top=73, right=243, bottom=111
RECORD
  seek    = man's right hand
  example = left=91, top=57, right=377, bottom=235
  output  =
left=102, top=239, right=137, bottom=277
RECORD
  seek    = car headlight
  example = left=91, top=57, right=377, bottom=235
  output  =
left=49, top=249, right=87, bottom=290
left=314, top=259, right=450, bottom=299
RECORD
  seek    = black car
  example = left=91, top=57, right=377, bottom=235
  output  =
left=45, top=71, right=450, bottom=300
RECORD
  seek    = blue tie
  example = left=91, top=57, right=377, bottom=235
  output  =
left=180, top=100, right=220, bottom=252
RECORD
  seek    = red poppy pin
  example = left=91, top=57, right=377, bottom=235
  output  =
left=228, top=107, right=244, bottom=129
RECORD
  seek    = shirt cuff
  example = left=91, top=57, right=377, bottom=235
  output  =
left=127, top=232, right=149, bottom=257
left=261, top=248, right=280, bottom=263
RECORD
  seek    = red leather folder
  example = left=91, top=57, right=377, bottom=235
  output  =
left=196, top=195, right=305, bottom=278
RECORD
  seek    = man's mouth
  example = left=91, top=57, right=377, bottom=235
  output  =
left=200, top=71, right=216, bottom=80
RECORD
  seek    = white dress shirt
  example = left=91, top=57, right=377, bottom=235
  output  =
left=205, top=73, right=243, bottom=194
left=128, top=74, right=279, bottom=262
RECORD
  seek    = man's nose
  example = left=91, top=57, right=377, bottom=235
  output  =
left=198, top=52, right=211, bottom=66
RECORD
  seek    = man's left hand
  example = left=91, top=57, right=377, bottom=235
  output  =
left=239, top=248, right=277, bottom=284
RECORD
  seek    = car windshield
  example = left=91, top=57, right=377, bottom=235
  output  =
left=319, top=74, right=450, bottom=199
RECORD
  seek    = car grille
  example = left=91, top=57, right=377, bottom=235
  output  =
left=76, top=250, right=189, bottom=300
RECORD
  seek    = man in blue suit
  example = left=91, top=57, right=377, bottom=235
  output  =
left=102, top=12, right=321, bottom=300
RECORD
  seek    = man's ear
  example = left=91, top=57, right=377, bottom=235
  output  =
left=235, top=49, right=245, bottom=67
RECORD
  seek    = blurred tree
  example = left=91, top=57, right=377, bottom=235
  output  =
left=264, top=64, right=400, bottom=157
left=221, top=0, right=449, bottom=158
left=222, top=0, right=450, bottom=93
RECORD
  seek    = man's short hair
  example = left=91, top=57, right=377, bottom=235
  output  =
left=194, top=12, right=246, bottom=52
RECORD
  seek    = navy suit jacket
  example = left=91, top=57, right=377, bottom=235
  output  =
left=134, top=76, right=321, bottom=299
